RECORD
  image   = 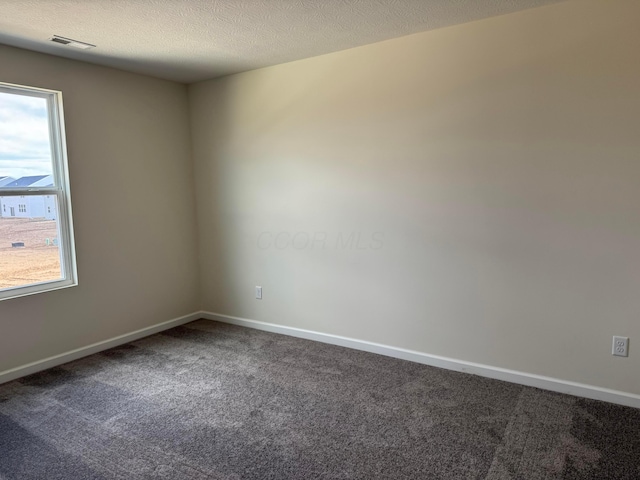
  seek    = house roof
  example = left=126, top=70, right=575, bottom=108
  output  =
left=29, top=175, right=55, bottom=187
left=0, top=175, right=53, bottom=188
left=0, top=176, right=16, bottom=187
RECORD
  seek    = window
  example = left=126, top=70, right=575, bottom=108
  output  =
left=0, top=82, right=77, bottom=301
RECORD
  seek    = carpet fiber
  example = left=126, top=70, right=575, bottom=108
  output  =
left=0, top=320, right=638, bottom=479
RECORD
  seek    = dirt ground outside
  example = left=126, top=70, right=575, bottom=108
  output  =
left=0, top=218, right=61, bottom=289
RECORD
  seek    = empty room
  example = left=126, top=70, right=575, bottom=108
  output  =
left=1, top=0, right=639, bottom=478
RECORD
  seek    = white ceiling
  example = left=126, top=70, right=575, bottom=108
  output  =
left=0, top=0, right=567, bottom=84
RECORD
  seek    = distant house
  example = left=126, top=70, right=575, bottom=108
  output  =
left=0, top=175, right=58, bottom=220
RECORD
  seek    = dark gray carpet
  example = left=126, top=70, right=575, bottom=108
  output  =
left=0, top=320, right=638, bottom=479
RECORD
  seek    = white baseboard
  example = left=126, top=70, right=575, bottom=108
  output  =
left=202, top=311, right=640, bottom=409
left=4, top=310, right=639, bottom=409
left=0, top=312, right=202, bottom=385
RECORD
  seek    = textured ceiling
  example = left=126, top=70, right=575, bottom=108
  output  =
left=0, top=0, right=567, bottom=84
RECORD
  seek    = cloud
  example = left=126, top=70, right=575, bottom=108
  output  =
left=0, top=92, right=52, bottom=179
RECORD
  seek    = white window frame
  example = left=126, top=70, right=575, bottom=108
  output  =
left=0, top=82, right=77, bottom=301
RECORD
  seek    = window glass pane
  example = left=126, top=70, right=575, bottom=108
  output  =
left=0, top=197, right=62, bottom=290
left=0, top=92, right=53, bottom=183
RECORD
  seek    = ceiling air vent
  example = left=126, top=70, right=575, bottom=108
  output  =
left=49, top=35, right=95, bottom=50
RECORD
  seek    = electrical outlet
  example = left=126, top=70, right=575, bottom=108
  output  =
left=612, top=336, right=629, bottom=357
left=255, top=286, right=262, bottom=300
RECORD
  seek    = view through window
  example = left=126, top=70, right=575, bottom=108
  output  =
left=0, top=83, right=77, bottom=300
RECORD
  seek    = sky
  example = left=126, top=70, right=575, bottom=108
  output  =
left=0, top=91, right=53, bottom=180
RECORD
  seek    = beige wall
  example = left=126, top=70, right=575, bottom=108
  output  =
left=189, top=0, right=640, bottom=394
left=0, top=45, right=200, bottom=371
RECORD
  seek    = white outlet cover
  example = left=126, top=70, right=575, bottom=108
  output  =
left=255, top=286, right=262, bottom=300
left=612, top=336, right=629, bottom=357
